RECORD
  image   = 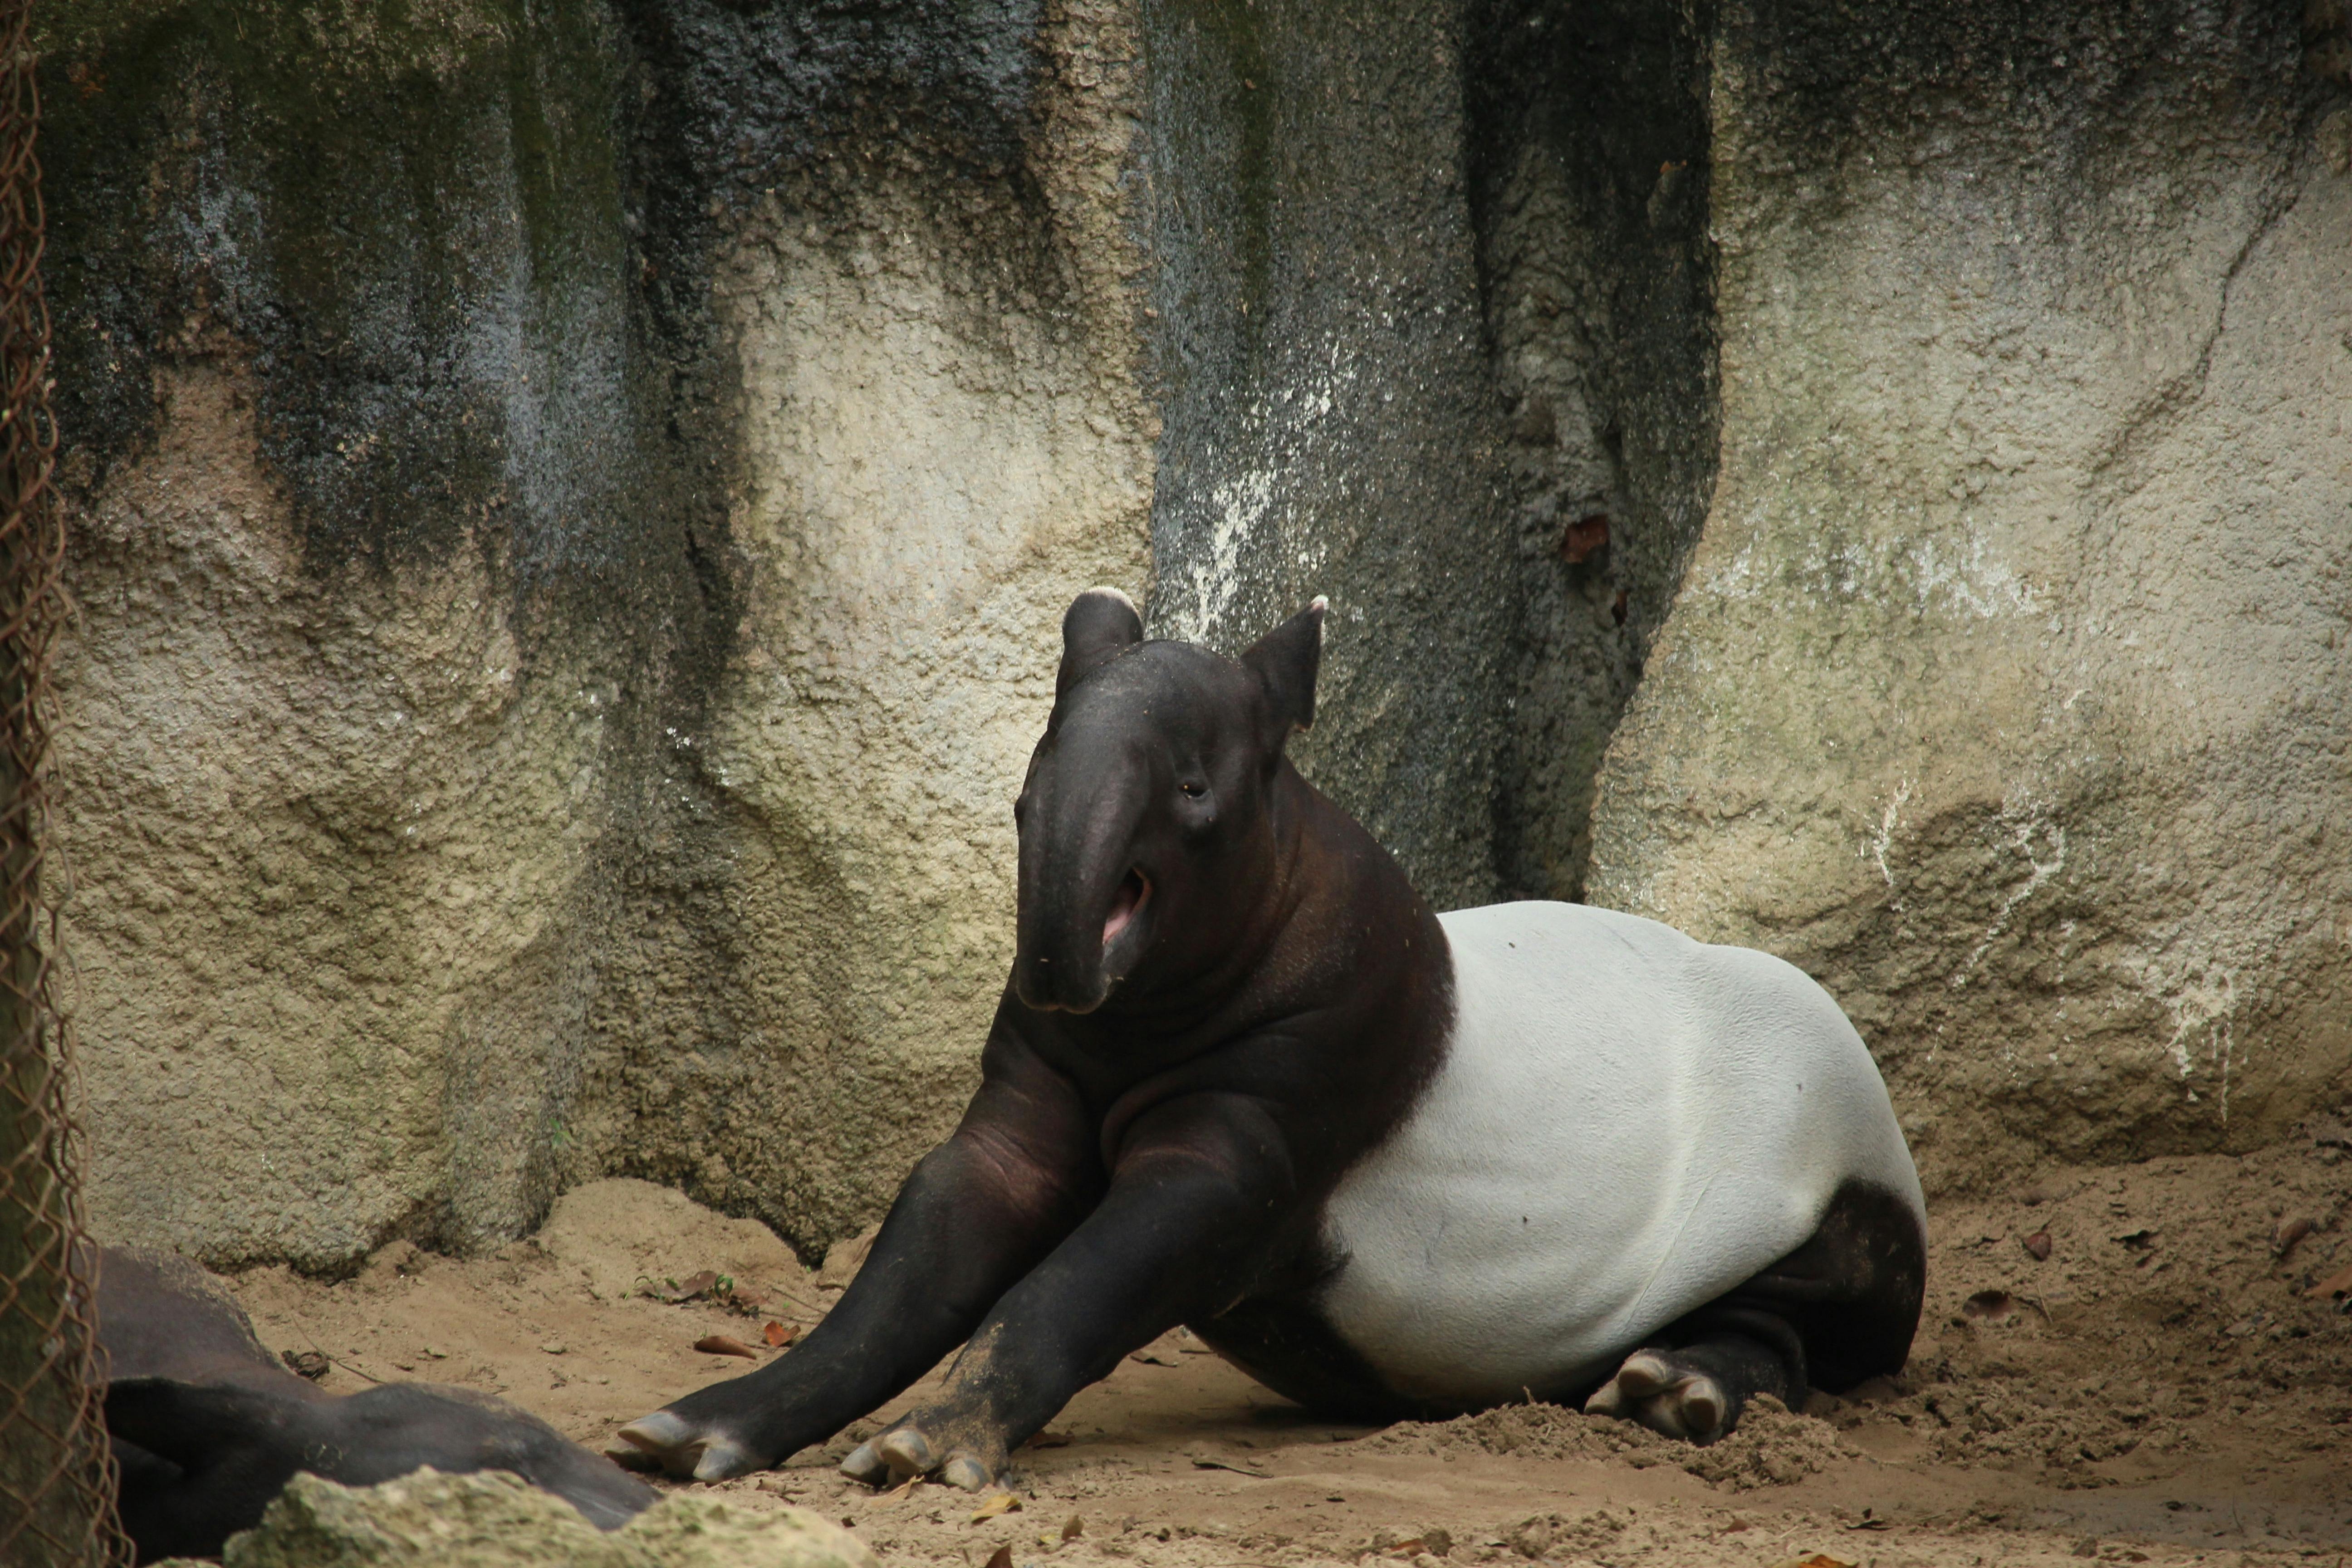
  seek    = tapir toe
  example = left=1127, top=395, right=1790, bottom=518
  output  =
left=607, top=1411, right=691, bottom=1469
left=858, top=1411, right=1008, bottom=1492
left=1583, top=1350, right=1733, bottom=1444
left=838, top=1441, right=890, bottom=1484
left=939, top=1455, right=993, bottom=1492
left=872, top=1426, right=938, bottom=1480
left=689, top=1437, right=760, bottom=1482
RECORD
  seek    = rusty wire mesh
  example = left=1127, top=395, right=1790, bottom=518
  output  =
left=0, top=2, right=126, bottom=1563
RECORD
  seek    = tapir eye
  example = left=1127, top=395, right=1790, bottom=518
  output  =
left=1179, top=780, right=1206, bottom=799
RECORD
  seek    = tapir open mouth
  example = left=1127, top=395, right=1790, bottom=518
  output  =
left=1103, top=869, right=1150, bottom=950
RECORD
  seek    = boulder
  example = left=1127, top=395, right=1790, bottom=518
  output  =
left=1587, top=0, right=2352, bottom=1185
left=44, top=0, right=1149, bottom=1266
left=154, top=1468, right=872, bottom=1568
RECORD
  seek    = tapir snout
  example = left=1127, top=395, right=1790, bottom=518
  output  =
left=1012, top=588, right=1158, bottom=1014
left=1013, top=735, right=1153, bottom=1014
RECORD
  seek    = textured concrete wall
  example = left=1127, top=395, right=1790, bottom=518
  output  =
left=1141, top=0, right=1517, bottom=912
left=46, top=1, right=675, bottom=1269
left=592, top=3, right=1153, bottom=1252
left=1587, top=0, right=2352, bottom=1190
left=45, top=0, right=1150, bottom=1269
left=39, top=0, right=2352, bottom=1270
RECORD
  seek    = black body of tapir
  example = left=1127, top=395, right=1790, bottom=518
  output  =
left=97, top=1246, right=655, bottom=1562
left=616, top=591, right=1926, bottom=1491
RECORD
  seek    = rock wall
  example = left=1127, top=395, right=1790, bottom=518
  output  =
left=600, top=3, right=1153, bottom=1252
left=1464, top=0, right=1720, bottom=902
left=44, top=0, right=1150, bottom=1269
left=1141, top=0, right=1517, bottom=911
left=37, top=0, right=2352, bottom=1267
left=1588, top=0, right=2352, bottom=1189
left=46, top=1, right=682, bottom=1269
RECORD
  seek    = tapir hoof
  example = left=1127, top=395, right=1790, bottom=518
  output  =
left=607, top=1411, right=689, bottom=1469
left=609, top=1411, right=762, bottom=1482
left=1583, top=1350, right=1732, bottom=1444
left=865, top=1418, right=1003, bottom=1491
left=940, top=1455, right=993, bottom=1492
left=872, top=1426, right=938, bottom=1482
left=841, top=1435, right=991, bottom=1490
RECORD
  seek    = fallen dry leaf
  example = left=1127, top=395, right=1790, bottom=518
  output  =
left=983, top=1548, right=1014, bottom=1568
left=1061, top=1514, right=1084, bottom=1541
left=645, top=1269, right=722, bottom=1304
left=1128, top=1349, right=1179, bottom=1366
left=762, top=1320, right=797, bottom=1348
left=970, top=1491, right=1023, bottom=1523
left=2023, top=1230, right=2053, bottom=1261
left=2306, top=1261, right=2352, bottom=1299
left=2274, top=1216, right=2317, bottom=1256
left=880, top=1474, right=922, bottom=1503
left=1767, top=1556, right=1855, bottom=1568
left=1190, top=1455, right=1269, bottom=1478
left=693, top=1334, right=759, bottom=1359
left=1023, top=1431, right=1073, bottom=1450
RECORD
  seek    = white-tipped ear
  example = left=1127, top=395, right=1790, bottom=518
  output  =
left=1240, top=598, right=1327, bottom=741
left=1056, top=587, right=1145, bottom=697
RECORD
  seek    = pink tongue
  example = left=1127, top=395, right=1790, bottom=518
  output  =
left=1102, top=875, right=1144, bottom=946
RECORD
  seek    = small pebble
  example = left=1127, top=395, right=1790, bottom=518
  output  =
left=2023, top=1230, right=2053, bottom=1261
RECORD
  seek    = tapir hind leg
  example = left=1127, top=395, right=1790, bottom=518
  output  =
left=1586, top=1179, right=1926, bottom=1445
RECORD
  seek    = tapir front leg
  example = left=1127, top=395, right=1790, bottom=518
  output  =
left=857, top=1091, right=1299, bottom=1491
left=613, top=1041, right=1098, bottom=1481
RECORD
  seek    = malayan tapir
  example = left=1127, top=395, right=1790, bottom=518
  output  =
left=616, top=591, right=1926, bottom=1491
left=97, top=1245, right=655, bottom=1562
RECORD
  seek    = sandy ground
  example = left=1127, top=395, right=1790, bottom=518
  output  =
left=211, top=1138, right=2352, bottom=1568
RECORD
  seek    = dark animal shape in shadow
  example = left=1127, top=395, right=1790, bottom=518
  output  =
left=98, top=1245, right=655, bottom=1563
left=614, top=590, right=1928, bottom=1492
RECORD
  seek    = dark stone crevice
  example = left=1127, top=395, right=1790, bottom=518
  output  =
left=1140, top=0, right=1518, bottom=914
left=1464, top=0, right=1720, bottom=904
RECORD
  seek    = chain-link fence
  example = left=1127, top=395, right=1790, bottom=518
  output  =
left=0, top=1, right=126, bottom=1562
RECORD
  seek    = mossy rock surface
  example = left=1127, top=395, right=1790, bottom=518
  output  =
left=154, top=1468, right=874, bottom=1568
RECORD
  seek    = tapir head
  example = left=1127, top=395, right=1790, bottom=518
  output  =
left=1012, top=588, right=1324, bottom=1014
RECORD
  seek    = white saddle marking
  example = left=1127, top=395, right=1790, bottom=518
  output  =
left=1316, top=901, right=1923, bottom=1405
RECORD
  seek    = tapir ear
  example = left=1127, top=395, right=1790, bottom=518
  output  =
left=1240, top=597, right=1326, bottom=743
left=1056, top=587, right=1144, bottom=699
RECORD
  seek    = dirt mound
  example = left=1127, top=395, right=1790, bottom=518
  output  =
left=535, top=1179, right=820, bottom=1314
left=1360, top=1393, right=1843, bottom=1490
left=1674, top=1397, right=1846, bottom=1490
